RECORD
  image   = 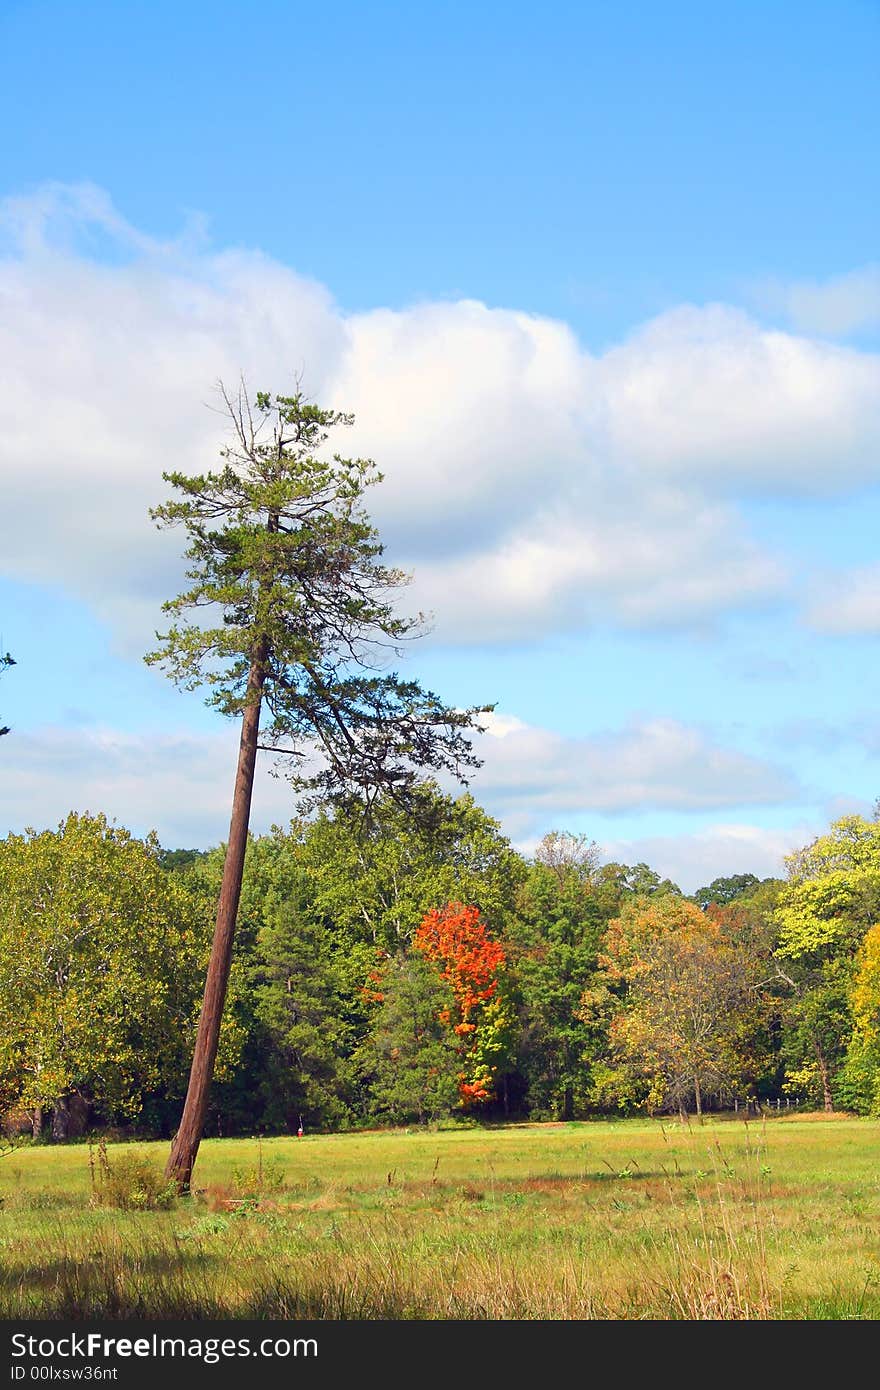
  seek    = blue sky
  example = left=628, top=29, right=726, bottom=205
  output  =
left=1, top=0, right=878, bottom=888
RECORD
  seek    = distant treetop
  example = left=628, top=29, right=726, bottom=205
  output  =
left=692, top=873, right=764, bottom=910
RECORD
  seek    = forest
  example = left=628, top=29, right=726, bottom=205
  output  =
left=2, top=788, right=879, bottom=1143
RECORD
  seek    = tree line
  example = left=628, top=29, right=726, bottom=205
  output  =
left=2, top=789, right=878, bottom=1140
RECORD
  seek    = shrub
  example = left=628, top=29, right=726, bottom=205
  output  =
left=231, top=1157, right=286, bottom=1198
left=88, top=1141, right=177, bottom=1211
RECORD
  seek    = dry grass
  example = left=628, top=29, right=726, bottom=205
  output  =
left=1, top=1114, right=878, bottom=1320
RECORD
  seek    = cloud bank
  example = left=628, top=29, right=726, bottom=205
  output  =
left=809, top=563, right=880, bottom=634
left=756, top=264, right=880, bottom=338
left=0, top=712, right=798, bottom=860
left=597, top=823, right=813, bottom=894
left=3, top=183, right=880, bottom=649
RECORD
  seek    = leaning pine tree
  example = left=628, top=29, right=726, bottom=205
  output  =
left=147, top=384, right=489, bottom=1189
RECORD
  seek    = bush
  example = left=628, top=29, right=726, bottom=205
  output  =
left=88, top=1141, right=177, bottom=1211
left=231, top=1156, right=286, bottom=1198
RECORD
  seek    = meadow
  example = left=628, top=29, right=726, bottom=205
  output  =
left=1, top=1114, right=878, bottom=1321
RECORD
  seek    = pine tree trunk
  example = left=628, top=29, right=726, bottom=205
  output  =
left=165, top=652, right=266, bottom=1191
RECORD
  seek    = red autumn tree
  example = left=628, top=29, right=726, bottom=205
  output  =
left=414, top=902, right=513, bottom=1104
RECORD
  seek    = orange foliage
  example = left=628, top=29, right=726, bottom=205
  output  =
left=360, top=951, right=388, bottom=1004
left=415, top=902, right=505, bottom=1028
left=414, top=902, right=508, bottom=1105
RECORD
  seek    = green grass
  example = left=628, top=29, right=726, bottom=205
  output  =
left=2, top=1114, right=879, bottom=1319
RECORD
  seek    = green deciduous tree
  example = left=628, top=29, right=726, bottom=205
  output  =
left=147, top=385, right=488, bottom=1187
left=776, top=816, right=880, bottom=958
left=297, top=782, right=526, bottom=951
left=158, top=847, right=207, bottom=873
left=692, top=873, right=764, bottom=910
left=597, top=861, right=683, bottom=900
left=508, top=837, right=610, bottom=1119
left=0, top=814, right=228, bottom=1137
left=774, top=815, right=880, bottom=1110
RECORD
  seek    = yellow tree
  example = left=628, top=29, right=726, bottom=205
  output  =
left=838, top=923, right=880, bottom=1114
left=774, top=814, right=880, bottom=1109
left=598, top=897, right=768, bottom=1118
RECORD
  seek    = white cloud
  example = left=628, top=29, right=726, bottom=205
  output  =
left=596, top=822, right=816, bottom=895
left=597, top=305, right=880, bottom=491
left=407, top=496, right=784, bottom=639
left=808, top=563, right=880, bottom=634
left=823, top=793, right=874, bottom=821
left=0, top=725, right=299, bottom=848
left=755, top=264, right=880, bottom=338
left=467, top=711, right=797, bottom=832
left=2, top=184, right=879, bottom=648
left=0, top=712, right=799, bottom=852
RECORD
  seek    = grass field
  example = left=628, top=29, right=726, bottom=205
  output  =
left=1, top=1114, right=878, bottom=1320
